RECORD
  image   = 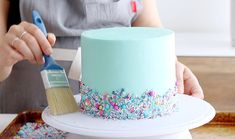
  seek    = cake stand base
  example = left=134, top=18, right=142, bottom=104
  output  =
left=66, top=130, right=192, bottom=139
left=42, top=94, right=215, bottom=138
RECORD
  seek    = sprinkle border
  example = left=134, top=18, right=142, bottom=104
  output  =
left=79, top=82, right=177, bottom=120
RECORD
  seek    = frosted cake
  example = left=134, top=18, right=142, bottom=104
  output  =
left=79, top=27, right=177, bottom=120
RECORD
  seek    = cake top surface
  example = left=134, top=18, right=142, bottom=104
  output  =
left=81, top=27, right=174, bottom=41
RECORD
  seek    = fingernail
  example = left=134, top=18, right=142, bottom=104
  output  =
left=192, top=91, right=204, bottom=99
left=42, top=57, right=45, bottom=63
left=45, top=48, right=53, bottom=55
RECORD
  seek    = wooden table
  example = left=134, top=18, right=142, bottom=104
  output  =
left=0, top=114, right=17, bottom=134
left=1, top=112, right=235, bottom=138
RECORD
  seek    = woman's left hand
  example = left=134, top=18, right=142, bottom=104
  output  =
left=176, top=61, right=204, bottom=99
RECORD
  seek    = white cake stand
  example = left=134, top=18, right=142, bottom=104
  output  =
left=42, top=94, right=215, bottom=139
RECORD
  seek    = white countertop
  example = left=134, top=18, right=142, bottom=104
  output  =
left=176, top=33, right=235, bottom=57
left=43, top=33, right=235, bottom=60
left=50, top=33, right=235, bottom=59
left=0, top=114, right=17, bottom=134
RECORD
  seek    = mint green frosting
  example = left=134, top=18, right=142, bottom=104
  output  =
left=81, top=27, right=176, bottom=96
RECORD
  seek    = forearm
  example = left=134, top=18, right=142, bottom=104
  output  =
left=132, top=0, right=162, bottom=27
left=0, top=0, right=9, bottom=36
left=0, top=0, right=11, bottom=81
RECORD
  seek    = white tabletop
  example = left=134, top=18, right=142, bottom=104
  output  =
left=175, top=33, right=234, bottom=57
left=0, top=114, right=17, bottom=133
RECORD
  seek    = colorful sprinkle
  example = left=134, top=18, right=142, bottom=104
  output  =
left=148, top=91, right=155, bottom=97
left=105, top=104, right=110, bottom=109
left=80, top=82, right=178, bottom=120
left=114, top=105, right=119, bottom=110
left=13, top=122, right=67, bottom=139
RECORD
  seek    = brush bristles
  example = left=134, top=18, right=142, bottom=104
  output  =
left=46, top=87, right=78, bottom=115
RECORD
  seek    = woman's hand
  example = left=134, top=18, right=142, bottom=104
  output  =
left=176, top=60, right=204, bottom=99
left=0, top=21, right=56, bottom=80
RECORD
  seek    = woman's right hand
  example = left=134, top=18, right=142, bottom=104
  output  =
left=0, top=21, right=56, bottom=80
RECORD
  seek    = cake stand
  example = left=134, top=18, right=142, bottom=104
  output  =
left=42, top=94, right=215, bottom=139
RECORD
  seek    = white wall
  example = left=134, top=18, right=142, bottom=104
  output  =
left=157, top=0, right=230, bottom=33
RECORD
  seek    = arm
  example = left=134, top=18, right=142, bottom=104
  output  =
left=0, top=0, right=56, bottom=81
left=0, top=0, right=9, bottom=35
left=132, top=0, right=162, bottom=27
left=0, top=0, right=11, bottom=81
left=132, top=0, right=204, bottom=99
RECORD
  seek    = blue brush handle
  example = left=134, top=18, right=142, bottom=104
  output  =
left=32, top=10, right=48, bottom=37
left=32, top=10, right=63, bottom=70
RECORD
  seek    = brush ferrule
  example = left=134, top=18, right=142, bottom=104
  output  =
left=41, top=70, right=70, bottom=89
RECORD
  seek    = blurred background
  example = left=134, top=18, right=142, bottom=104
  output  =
left=157, top=0, right=234, bottom=112
left=158, top=0, right=230, bottom=33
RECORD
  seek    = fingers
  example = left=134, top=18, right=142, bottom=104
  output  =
left=0, top=38, right=23, bottom=67
left=180, top=63, right=204, bottom=99
left=191, top=88, right=204, bottom=99
left=20, top=21, right=53, bottom=55
left=5, top=33, right=35, bottom=62
left=20, top=31, right=44, bottom=64
left=176, top=61, right=184, bottom=94
left=2, top=21, right=56, bottom=66
left=6, top=47, right=24, bottom=65
left=48, top=33, right=56, bottom=46
left=184, top=67, right=204, bottom=99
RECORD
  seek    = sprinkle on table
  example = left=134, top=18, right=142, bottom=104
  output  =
left=13, top=122, right=67, bottom=139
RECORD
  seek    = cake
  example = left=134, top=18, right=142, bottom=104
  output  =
left=79, top=27, right=177, bottom=120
